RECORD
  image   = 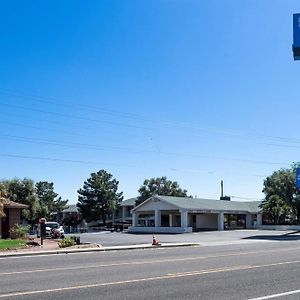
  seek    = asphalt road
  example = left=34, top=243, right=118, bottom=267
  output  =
left=78, top=229, right=300, bottom=247
left=1, top=239, right=300, bottom=299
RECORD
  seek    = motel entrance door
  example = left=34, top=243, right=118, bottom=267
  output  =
left=224, top=214, right=246, bottom=230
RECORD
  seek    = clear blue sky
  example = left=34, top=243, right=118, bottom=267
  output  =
left=0, top=0, right=299, bottom=203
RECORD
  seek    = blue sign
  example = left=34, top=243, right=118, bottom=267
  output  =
left=293, top=14, right=300, bottom=60
left=296, top=168, right=300, bottom=188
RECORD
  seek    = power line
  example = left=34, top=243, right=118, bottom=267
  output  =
left=0, top=133, right=148, bottom=154
left=0, top=90, right=298, bottom=171
left=0, top=153, right=135, bottom=167
left=0, top=120, right=83, bottom=138
left=1, top=88, right=300, bottom=145
left=0, top=102, right=155, bottom=132
left=169, top=167, right=267, bottom=178
left=0, top=133, right=291, bottom=166
left=2, top=100, right=300, bottom=154
left=0, top=111, right=141, bottom=140
left=0, top=153, right=268, bottom=178
left=267, top=143, right=300, bottom=149
left=1, top=110, right=299, bottom=165
left=0, top=88, right=152, bottom=122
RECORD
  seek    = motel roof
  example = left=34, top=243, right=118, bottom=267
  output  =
left=133, top=195, right=262, bottom=214
left=121, top=197, right=137, bottom=206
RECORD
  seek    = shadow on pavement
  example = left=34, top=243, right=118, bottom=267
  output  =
left=243, top=231, right=300, bottom=241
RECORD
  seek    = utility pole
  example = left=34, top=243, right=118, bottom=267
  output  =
left=220, top=180, right=230, bottom=201
left=221, top=180, right=224, bottom=198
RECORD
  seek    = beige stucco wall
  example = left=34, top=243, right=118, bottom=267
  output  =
left=195, top=213, right=218, bottom=229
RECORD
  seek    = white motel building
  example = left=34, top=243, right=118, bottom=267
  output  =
left=128, top=195, right=262, bottom=233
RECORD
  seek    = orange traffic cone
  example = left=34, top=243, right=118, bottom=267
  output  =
left=152, top=234, right=160, bottom=246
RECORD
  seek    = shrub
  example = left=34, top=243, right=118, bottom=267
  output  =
left=9, top=224, right=30, bottom=240
left=58, top=237, right=75, bottom=248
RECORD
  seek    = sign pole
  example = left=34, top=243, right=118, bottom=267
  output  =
left=39, top=218, right=46, bottom=246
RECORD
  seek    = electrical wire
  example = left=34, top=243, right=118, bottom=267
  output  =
left=1, top=88, right=300, bottom=146
left=0, top=153, right=268, bottom=178
left=0, top=133, right=290, bottom=166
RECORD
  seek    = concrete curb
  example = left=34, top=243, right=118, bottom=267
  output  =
left=0, top=243, right=200, bottom=258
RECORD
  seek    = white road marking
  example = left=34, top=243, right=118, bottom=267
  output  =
left=0, top=260, right=299, bottom=298
left=248, top=289, right=300, bottom=299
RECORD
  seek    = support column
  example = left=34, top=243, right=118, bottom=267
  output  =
left=181, top=210, right=188, bottom=228
left=122, top=206, right=126, bottom=222
left=132, top=212, right=138, bottom=227
left=246, top=214, right=252, bottom=228
left=218, top=212, right=224, bottom=231
left=256, top=214, right=262, bottom=227
left=155, top=209, right=161, bottom=227
left=169, top=214, right=173, bottom=227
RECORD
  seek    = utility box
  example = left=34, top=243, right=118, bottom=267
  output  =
left=293, top=13, right=300, bottom=60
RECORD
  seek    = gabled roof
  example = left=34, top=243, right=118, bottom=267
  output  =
left=121, top=197, right=137, bottom=207
left=62, top=204, right=78, bottom=213
left=133, top=195, right=262, bottom=213
left=3, top=199, right=28, bottom=209
left=66, top=198, right=136, bottom=213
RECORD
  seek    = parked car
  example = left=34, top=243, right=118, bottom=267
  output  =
left=37, top=222, right=65, bottom=238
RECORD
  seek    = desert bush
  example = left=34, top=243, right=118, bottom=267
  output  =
left=9, top=224, right=30, bottom=240
left=58, top=237, right=75, bottom=248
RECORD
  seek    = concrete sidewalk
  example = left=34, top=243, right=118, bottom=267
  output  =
left=0, top=242, right=200, bottom=258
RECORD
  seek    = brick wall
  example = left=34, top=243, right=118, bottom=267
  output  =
left=9, top=209, right=20, bottom=227
left=8, top=209, right=21, bottom=238
left=0, top=209, right=23, bottom=238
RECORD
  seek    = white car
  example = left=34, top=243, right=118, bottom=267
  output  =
left=37, top=222, right=65, bottom=238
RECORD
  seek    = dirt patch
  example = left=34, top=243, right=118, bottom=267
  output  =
left=26, top=240, right=41, bottom=247
left=25, top=238, right=60, bottom=251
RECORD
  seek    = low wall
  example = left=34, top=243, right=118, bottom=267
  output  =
left=128, top=226, right=193, bottom=234
left=259, top=225, right=300, bottom=231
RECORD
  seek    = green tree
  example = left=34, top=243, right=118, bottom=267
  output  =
left=0, top=178, right=35, bottom=204
left=77, top=170, right=123, bottom=224
left=0, top=178, right=38, bottom=224
left=260, top=195, right=291, bottom=224
left=136, top=176, right=189, bottom=206
left=21, top=194, right=40, bottom=226
left=262, top=163, right=300, bottom=224
left=35, top=181, right=68, bottom=219
left=62, top=213, right=82, bottom=227
left=0, top=179, right=67, bottom=225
